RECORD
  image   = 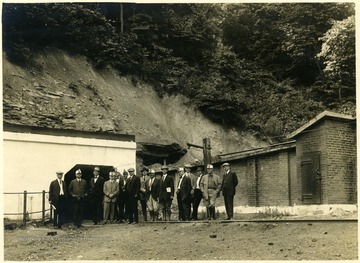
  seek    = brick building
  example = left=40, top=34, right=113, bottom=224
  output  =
left=212, top=111, right=356, bottom=207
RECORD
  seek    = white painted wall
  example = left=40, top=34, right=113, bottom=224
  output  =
left=3, top=131, right=136, bottom=219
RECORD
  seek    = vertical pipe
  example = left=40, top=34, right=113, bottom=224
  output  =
left=203, top=138, right=211, bottom=169
left=42, top=190, right=46, bottom=225
left=23, top=191, right=27, bottom=228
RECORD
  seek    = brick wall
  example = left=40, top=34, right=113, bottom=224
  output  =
left=295, top=119, right=356, bottom=204
left=215, top=148, right=296, bottom=207
left=212, top=117, right=356, bottom=207
left=324, top=120, right=357, bottom=204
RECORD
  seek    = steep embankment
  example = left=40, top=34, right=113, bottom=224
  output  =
left=3, top=50, right=267, bottom=165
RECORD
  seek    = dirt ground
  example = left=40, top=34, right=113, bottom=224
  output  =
left=4, top=213, right=358, bottom=261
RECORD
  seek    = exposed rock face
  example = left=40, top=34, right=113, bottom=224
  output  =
left=3, top=50, right=268, bottom=166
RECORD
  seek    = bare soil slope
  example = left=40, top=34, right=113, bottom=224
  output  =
left=3, top=50, right=266, bottom=163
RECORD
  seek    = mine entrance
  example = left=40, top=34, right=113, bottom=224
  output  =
left=301, top=152, right=322, bottom=204
left=63, top=164, right=115, bottom=221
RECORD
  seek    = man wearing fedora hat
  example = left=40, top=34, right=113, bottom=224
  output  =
left=89, top=166, right=105, bottom=225
left=183, top=164, right=197, bottom=219
left=125, top=168, right=140, bottom=224
left=68, top=169, right=88, bottom=228
left=158, top=165, right=174, bottom=221
left=139, top=167, right=150, bottom=221
left=103, top=171, right=119, bottom=224
left=49, top=171, right=67, bottom=229
left=191, top=166, right=204, bottom=220
left=221, top=162, right=238, bottom=220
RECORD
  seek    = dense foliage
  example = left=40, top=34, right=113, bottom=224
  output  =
left=3, top=3, right=355, bottom=141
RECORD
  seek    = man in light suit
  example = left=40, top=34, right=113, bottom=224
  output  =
left=103, top=171, right=119, bottom=224
left=200, top=164, right=221, bottom=220
left=49, top=171, right=67, bottom=229
left=68, top=169, right=88, bottom=228
left=159, top=165, right=174, bottom=221
left=221, top=162, right=238, bottom=220
left=89, top=166, right=105, bottom=225
left=176, top=168, right=192, bottom=221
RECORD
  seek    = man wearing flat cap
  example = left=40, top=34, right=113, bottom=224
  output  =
left=200, top=164, right=221, bottom=220
left=89, top=166, right=105, bottom=225
left=125, top=168, right=140, bottom=224
left=221, top=162, right=238, bottom=220
left=139, top=167, right=149, bottom=221
left=158, top=165, right=174, bottom=221
left=69, top=169, right=88, bottom=228
left=49, top=171, right=67, bottom=229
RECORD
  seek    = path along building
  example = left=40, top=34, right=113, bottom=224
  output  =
left=212, top=111, right=357, bottom=214
left=3, top=123, right=136, bottom=219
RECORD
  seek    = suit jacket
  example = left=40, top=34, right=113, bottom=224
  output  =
left=159, top=174, right=174, bottom=202
left=69, top=179, right=88, bottom=199
left=145, top=177, right=161, bottom=201
left=221, top=170, right=238, bottom=196
left=139, top=175, right=149, bottom=201
left=103, top=180, right=119, bottom=203
left=200, top=173, right=221, bottom=200
left=126, top=175, right=140, bottom=198
left=183, top=172, right=197, bottom=194
left=177, top=175, right=192, bottom=201
left=49, top=179, right=67, bottom=205
left=89, top=176, right=105, bottom=198
left=118, top=175, right=128, bottom=200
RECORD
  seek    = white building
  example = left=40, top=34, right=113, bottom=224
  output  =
left=3, top=122, right=136, bottom=219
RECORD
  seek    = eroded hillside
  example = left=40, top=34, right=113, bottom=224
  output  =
left=3, top=50, right=267, bottom=165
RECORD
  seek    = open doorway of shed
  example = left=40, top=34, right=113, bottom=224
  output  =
left=63, top=164, right=115, bottom=221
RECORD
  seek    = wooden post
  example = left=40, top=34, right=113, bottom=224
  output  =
left=42, top=190, right=46, bottom=225
left=23, top=191, right=27, bottom=228
left=203, top=138, right=211, bottom=169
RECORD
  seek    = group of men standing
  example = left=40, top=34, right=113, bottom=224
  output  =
left=176, top=163, right=238, bottom=221
left=48, top=162, right=238, bottom=228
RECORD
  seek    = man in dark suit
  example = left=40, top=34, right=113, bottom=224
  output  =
left=159, top=165, right=174, bottom=221
left=68, top=169, right=88, bottom=228
left=145, top=169, right=161, bottom=221
left=125, top=168, right=140, bottom=224
left=183, top=164, right=197, bottom=219
left=176, top=168, right=192, bottom=221
left=49, top=171, right=67, bottom=229
left=191, top=166, right=204, bottom=220
left=221, top=162, right=238, bottom=220
left=139, top=167, right=149, bottom=221
left=89, top=166, right=105, bottom=225
left=117, top=170, right=128, bottom=223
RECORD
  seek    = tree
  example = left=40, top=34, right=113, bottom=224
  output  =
left=317, top=15, right=355, bottom=110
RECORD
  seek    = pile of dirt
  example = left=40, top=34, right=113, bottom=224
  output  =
left=3, top=50, right=267, bottom=165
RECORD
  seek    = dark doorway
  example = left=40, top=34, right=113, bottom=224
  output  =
left=301, top=152, right=322, bottom=204
left=63, top=164, right=115, bottom=221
